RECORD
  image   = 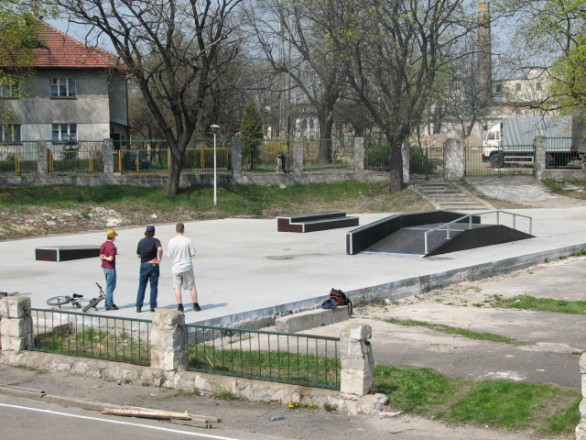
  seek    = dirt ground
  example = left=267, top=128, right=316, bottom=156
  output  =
left=1, top=178, right=583, bottom=242
left=0, top=187, right=434, bottom=241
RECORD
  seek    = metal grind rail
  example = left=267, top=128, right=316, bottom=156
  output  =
left=424, top=210, right=533, bottom=255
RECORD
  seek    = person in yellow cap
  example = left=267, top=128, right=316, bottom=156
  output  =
left=100, top=229, right=119, bottom=311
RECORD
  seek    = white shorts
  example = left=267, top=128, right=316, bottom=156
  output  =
left=172, top=269, right=196, bottom=290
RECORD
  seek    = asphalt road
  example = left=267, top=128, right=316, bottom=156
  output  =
left=0, top=395, right=281, bottom=440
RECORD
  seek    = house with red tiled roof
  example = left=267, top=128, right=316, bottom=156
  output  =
left=0, top=21, right=129, bottom=146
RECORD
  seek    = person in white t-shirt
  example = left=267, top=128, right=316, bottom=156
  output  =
left=167, top=222, right=201, bottom=312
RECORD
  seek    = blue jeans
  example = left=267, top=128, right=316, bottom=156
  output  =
left=103, top=268, right=116, bottom=308
left=136, top=262, right=159, bottom=310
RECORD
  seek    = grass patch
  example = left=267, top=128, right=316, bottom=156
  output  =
left=212, top=390, right=244, bottom=401
left=489, top=294, right=586, bottom=314
left=0, top=181, right=428, bottom=217
left=374, top=364, right=455, bottom=414
left=187, top=347, right=340, bottom=389
left=543, top=179, right=586, bottom=199
left=386, top=318, right=523, bottom=344
left=33, top=327, right=150, bottom=365
left=374, top=364, right=580, bottom=434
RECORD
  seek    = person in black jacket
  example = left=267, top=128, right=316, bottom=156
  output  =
left=135, top=225, right=163, bottom=312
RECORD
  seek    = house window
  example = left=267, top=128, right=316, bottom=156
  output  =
left=515, top=83, right=521, bottom=91
left=0, top=124, right=21, bottom=142
left=52, top=124, right=77, bottom=142
left=51, top=78, right=76, bottom=97
left=495, top=84, right=502, bottom=94
left=0, top=80, right=19, bottom=98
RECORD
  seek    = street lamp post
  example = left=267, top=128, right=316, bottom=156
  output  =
left=210, top=124, right=220, bottom=206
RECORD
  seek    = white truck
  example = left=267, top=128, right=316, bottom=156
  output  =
left=482, top=116, right=583, bottom=167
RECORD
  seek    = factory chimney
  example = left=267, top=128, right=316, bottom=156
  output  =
left=478, top=2, right=492, bottom=105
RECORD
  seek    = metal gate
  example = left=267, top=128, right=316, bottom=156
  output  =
left=410, top=144, right=445, bottom=181
left=465, top=143, right=535, bottom=178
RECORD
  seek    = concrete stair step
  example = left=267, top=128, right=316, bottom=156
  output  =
left=411, top=183, right=494, bottom=211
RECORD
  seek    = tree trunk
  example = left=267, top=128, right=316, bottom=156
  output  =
left=318, top=109, right=335, bottom=163
left=167, top=161, right=181, bottom=196
left=388, top=144, right=403, bottom=193
left=166, top=144, right=185, bottom=196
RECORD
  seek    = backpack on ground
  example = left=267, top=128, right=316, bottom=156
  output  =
left=329, top=288, right=353, bottom=315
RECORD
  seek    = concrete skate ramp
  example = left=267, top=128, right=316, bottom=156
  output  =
left=346, top=210, right=533, bottom=257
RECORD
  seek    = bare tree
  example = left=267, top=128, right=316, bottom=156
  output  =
left=53, top=0, right=243, bottom=196
left=245, top=0, right=347, bottom=162
left=439, top=34, right=492, bottom=144
left=326, top=0, right=475, bottom=192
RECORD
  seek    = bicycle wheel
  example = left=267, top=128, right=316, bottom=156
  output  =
left=82, top=296, right=103, bottom=313
left=47, top=296, right=71, bottom=307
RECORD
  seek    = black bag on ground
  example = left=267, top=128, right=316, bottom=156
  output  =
left=329, top=288, right=353, bottom=315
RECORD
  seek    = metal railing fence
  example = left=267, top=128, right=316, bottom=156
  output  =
left=364, top=139, right=445, bottom=180
left=0, top=141, right=37, bottom=174
left=31, top=308, right=151, bottom=366
left=47, top=140, right=104, bottom=174
left=183, top=323, right=340, bottom=390
left=302, top=138, right=354, bottom=172
left=114, top=140, right=232, bottom=174
left=465, top=144, right=535, bottom=177
left=114, top=140, right=232, bottom=175
left=544, top=137, right=586, bottom=169
left=240, top=138, right=291, bottom=172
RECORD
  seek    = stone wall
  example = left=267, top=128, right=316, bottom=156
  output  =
left=2, top=136, right=586, bottom=188
left=1, top=137, right=387, bottom=188
left=578, top=353, right=586, bottom=440
left=0, top=297, right=389, bottom=416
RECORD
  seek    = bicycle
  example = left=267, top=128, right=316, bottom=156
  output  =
left=46, top=293, right=85, bottom=309
left=81, top=282, right=106, bottom=312
left=46, top=282, right=106, bottom=313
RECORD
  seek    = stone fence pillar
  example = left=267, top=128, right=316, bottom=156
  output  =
left=36, top=140, right=48, bottom=175
left=0, top=296, right=32, bottom=358
left=231, top=136, right=242, bottom=177
left=577, top=353, right=586, bottom=440
left=354, top=137, right=364, bottom=172
left=444, top=137, right=465, bottom=181
left=534, top=136, right=546, bottom=180
left=103, top=138, right=114, bottom=176
left=293, top=137, right=303, bottom=176
left=340, top=324, right=375, bottom=395
left=150, top=310, right=187, bottom=372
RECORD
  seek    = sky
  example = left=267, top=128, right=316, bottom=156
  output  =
left=48, top=17, right=115, bottom=52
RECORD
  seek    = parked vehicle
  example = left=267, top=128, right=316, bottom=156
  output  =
left=482, top=116, right=583, bottom=167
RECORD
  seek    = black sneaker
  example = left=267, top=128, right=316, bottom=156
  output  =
left=106, top=305, right=119, bottom=311
left=177, top=304, right=184, bottom=312
left=193, top=303, right=201, bottom=312
left=150, top=308, right=156, bottom=312
left=136, top=308, right=141, bottom=313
